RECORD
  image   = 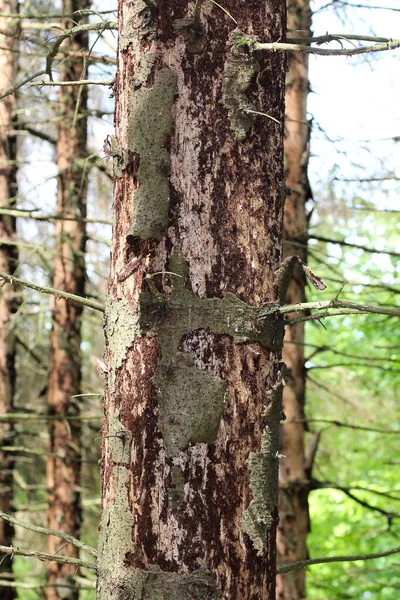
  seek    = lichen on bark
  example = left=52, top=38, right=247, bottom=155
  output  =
left=241, top=374, right=284, bottom=554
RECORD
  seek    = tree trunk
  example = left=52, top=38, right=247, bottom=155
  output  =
left=46, top=2, right=89, bottom=598
left=98, top=2, right=286, bottom=599
left=276, top=1, right=312, bottom=598
left=0, top=2, right=19, bottom=598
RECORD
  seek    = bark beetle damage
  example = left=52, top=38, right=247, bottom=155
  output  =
left=168, top=3, right=286, bottom=303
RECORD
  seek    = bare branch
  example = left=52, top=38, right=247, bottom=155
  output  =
left=29, top=78, right=114, bottom=88
left=278, top=299, right=400, bottom=319
left=0, top=207, right=111, bottom=225
left=45, top=21, right=117, bottom=79
left=0, top=544, right=96, bottom=571
left=0, top=272, right=104, bottom=312
left=254, top=38, right=400, bottom=56
left=0, top=69, right=46, bottom=100
left=308, top=234, right=400, bottom=258
left=310, top=481, right=400, bottom=519
left=0, top=412, right=102, bottom=422
left=277, top=545, right=400, bottom=574
left=0, top=512, right=97, bottom=558
left=292, top=417, right=400, bottom=436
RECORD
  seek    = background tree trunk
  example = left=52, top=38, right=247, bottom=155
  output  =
left=46, top=2, right=89, bottom=598
left=277, top=1, right=312, bottom=598
left=98, top=2, right=286, bottom=599
left=0, top=2, right=19, bottom=598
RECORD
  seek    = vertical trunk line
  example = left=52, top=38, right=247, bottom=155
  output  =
left=0, top=2, right=19, bottom=598
left=46, top=2, right=89, bottom=599
left=277, top=1, right=312, bottom=598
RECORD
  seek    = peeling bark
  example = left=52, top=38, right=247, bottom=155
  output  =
left=98, top=2, right=286, bottom=599
left=46, top=2, right=89, bottom=598
left=0, top=2, right=19, bottom=598
left=276, top=1, right=312, bottom=598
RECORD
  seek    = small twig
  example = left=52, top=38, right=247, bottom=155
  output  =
left=0, top=545, right=96, bottom=571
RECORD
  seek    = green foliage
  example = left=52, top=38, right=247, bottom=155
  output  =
left=304, top=176, right=400, bottom=598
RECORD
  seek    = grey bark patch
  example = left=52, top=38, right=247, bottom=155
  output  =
left=127, top=68, right=178, bottom=240
left=241, top=374, right=284, bottom=554
left=222, top=43, right=260, bottom=141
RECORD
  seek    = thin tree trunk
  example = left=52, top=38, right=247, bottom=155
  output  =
left=0, top=2, right=19, bottom=598
left=98, top=2, right=286, bottom=599
left=277, top=1, right=312, bottom=598
left=46, top=2, right=89, bottom=598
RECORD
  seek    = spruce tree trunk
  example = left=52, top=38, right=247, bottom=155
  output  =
left=98, top=2, right=286, bottom=598
left=46, top=2, right=89, bottom=598
left=0, top=2, right=19, bottom=598
left=277, top=1, right=312, bottom=598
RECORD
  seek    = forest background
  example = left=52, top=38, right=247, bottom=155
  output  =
left=0, top=0, right=399, bottom=598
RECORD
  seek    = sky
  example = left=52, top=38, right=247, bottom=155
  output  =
left=308, top=0, right=400, bottom=208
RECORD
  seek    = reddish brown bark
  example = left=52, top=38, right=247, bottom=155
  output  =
left=0, top=2, right=19, bottom=598
left=276, top=1, right=312, bottom=598
left=46, top=2, right=89, bottom=598
left=98, top=2, right=286, bottom=599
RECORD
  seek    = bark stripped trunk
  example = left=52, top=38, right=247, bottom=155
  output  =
left=98, top=2, right=286, bottom=599
left=0, top=2, right=19, bottom=598
left=46, top=2, right=89, bottom=598
left=277, top=1, right=312, bottom=598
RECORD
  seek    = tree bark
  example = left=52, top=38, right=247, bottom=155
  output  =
left=98, top=2, right=286, bottom=599
left=276, top=1, right=312, bottom=598
left=0, top=2, right=19, bottom=598
left=46, top=2, right=89, bottom=598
